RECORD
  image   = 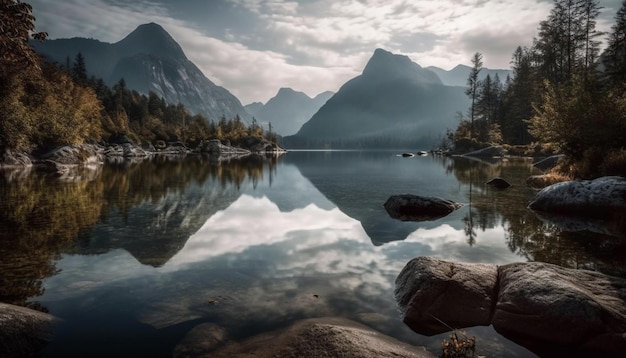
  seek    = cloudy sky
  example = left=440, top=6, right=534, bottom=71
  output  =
left=29, top=0, right=622, bottom=104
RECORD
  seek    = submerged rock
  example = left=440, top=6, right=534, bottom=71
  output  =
left=395, top=257, right=626, bottom=357
left=486, top=177, right=511, bottom=189
left=202, top=317, right=436, bottom=357
left=528, top=176, right=626, bottom=217
left=0, top=303, right=57, bottom=357
left=384, top=194, right=463, bottom=221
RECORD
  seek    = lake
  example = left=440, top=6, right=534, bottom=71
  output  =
left=1, top=150, right=624, bottom=357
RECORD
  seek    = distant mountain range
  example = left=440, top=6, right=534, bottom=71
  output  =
left=244, top=88, right=334, bottom=136
left=426, top=65, right=513, bottom=87
left=32, top=23, right=252, bottom=122
left=283, top=49, right=471, bottom=149
left=32, top=23, right=512, bottom=148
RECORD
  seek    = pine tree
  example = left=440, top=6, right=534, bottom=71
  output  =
left=72, top=52, right=88, bottom=84
left=465, top=52, right=483, bottom=139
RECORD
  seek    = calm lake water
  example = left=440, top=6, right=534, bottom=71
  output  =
left=1, top=150, right=624, bottom=357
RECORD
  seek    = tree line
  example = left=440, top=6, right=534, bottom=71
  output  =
left=449, top=0, right=626, bottom=178
left=0, top=1, right=276, bottom=154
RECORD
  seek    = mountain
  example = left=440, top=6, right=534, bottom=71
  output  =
left=32, top=23, right=252, bottom=122
left=283, top=49, right=470, bottom=149
left=426, top=64, right=513, bottom=87
left=244, top=88, right=334, bottom=136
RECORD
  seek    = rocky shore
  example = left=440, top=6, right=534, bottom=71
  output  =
left=0, top=138, right=285, bottom=177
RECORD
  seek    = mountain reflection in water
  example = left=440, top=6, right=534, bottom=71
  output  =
left=1, top=151, right=624, bottom=357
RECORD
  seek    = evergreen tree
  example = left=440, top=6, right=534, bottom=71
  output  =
left=465, top=52, right=483, bottom=138
left=72, top=52, right=88, bottom=84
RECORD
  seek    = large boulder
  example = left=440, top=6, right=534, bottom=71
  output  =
left=384, top=194, right=463, bottom=221
left=528, top=176, right=626, bottom=217
left=0, top=303, right=56, bottom=357
left=394, top=257, right=626, bottom=357
left=494, top=262, right=626, bottom=356
left=194, top=317, right=435, bottom=357
left=395, top=257, right=497, bottom=335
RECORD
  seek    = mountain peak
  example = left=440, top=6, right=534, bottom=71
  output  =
left=116, top=22, right=186, bottom=59
left=362, top=48, right=441, bottom=85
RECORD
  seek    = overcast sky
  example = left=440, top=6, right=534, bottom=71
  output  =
left=29, top=0, right=622, bottom=104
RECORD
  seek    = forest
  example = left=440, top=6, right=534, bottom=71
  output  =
left=0, top=1, right=275, bottom=155
left=449, top=0, right=626, bottom=178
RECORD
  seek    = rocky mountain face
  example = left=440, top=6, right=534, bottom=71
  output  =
left=283, top=49, right=470, bottom=149
left=32, top=23, right=252, bottom=122
left=426, top=64, right=513, bottom=87
left=244, top=88, right=334, bottom=136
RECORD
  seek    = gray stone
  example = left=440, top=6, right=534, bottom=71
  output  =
left=384, top=194, right=463, bottom=222
left=494, top=262, right=626, bottom=355
left=394, top=257, right=498, bottom=335
left=528, top=176, right=626, bottom=217
left=461, top=145, right=504, bottom=158
left=0, top=149, right=33, bottom=168
left=173, top=323, right=227, bottom=358
left=395, top=257, right=626, bottom=357
left=533, top=154, right=565, bottom=172
left=0, top=303, right=56, bottom=357
left=206, top=317, right=436, bottom=358
left=486, top=177, right=511, bottom=189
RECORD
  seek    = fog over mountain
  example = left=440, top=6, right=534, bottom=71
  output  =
left=244, top=88, right=334, bottom=136
left=32, top=23, right=252, bottom=122
left=283, top=49, right=471, bottom=149
left=426, top=65, right=513, bottom=87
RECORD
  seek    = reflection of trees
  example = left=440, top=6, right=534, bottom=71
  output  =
left=0, top=173, right=104, bottom=310
left=0, top=154, right=280, bottom=310
left=440, top=155, right=626, bottom=279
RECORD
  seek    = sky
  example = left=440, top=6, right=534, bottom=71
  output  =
left=29, top=0, right=623, bottom=105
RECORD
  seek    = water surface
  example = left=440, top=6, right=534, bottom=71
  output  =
left=1, top=151, right=624, bottom=357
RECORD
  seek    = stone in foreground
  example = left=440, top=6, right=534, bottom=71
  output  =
left=384, top=194, right=463, bottom=222
left=0, top=303, right=56, bottom=357
left=184, top=317, right=435, bottom=357
left=395, top=257, right=626, bottom=357
left=394, top=257, right=497, bottom=335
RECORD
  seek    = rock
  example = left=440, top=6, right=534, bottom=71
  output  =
left=533, top=154, right=565, bottom=172
left=0, top=149, right=33, bottom=168
left=394, top=257, right=498, bottom=335
left=486, top=177, right=511, bottom=189
left=461, top=145, right=504, bottom=158
left=528, top=176, right=626, bottom=218
left=206, top=317, right=436, bottom=357
left=494, top=262, right=626, bottom=356
left=173, top=323, right=227, bottom=358
left=525, top=174, right=569, bottom=189
left=395, top=257, right=626, bottom=357
left=0, top=303, right=57, bottom=357
left=383, top=194, right=463, bottom=221
left=38, top=144, right=104, bottom=166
